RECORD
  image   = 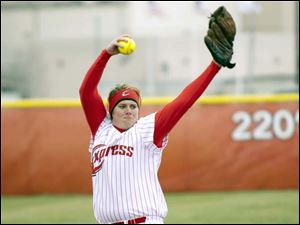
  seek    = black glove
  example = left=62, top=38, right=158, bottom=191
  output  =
left=204, top=6, right=236, bottom=69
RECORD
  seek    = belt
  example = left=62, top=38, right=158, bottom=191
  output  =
left=113, top=216, right=146, bottom=224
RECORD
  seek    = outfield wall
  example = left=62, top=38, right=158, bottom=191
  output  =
left=1, top=94, right=299, bottom=195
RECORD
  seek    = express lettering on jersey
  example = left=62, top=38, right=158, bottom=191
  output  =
left=91, top=144, right=134, bottom=176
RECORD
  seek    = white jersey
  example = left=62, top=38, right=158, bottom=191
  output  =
left=89, top=112, right=168, bottom=224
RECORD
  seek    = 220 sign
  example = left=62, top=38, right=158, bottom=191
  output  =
left=232, top=109, right=299, bottom=141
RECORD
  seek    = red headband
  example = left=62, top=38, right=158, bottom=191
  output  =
left=109, top=89, right=141, bottom=114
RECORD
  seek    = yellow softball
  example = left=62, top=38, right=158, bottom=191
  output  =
left=118, top=37, right=136, bottom=55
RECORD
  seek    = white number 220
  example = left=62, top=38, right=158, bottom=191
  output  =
left=231, top=109, right=299, bottom=141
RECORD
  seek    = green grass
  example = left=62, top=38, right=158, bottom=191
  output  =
left=1, top=190, right=299, bottom=224
left=1, top=194, right=95, bottom=224
left=165, top=190, right=299, bottom=224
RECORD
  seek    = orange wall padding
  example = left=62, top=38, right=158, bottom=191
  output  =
left=1, top=102, right=299, bottom=195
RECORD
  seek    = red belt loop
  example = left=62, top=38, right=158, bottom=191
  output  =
left=128, top=217, right=146, bottom=224
left=113, top=216, right=146, bottom=224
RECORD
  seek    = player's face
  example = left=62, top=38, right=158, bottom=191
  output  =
left=112, top=100, right=139, bottom=130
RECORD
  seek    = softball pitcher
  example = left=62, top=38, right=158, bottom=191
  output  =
left=79, top=6, right=236, bottom=224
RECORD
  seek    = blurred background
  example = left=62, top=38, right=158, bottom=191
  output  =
left=1, top=1, right=299, bottom=224
left=1, top=1, right=299, bottom=99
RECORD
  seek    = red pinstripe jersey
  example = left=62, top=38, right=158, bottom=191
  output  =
left=89, top=113, right=168, bottom=224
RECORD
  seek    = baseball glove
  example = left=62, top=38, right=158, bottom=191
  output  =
left=204, top=6, right=236, bottom=69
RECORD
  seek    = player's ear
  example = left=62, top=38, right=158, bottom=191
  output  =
left=137, top=107, right=141, bottom=118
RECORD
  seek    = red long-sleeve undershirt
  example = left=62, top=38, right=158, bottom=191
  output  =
left=79, top=49, right=221, bottom=147
left=154, top=61, right=220, bottom=147
left=79, top=50, right=110, bottom=137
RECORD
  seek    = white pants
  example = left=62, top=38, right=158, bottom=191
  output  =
left=142, top=217, right=164, bottom=224
left=104, top=216, right=164, bottom=224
